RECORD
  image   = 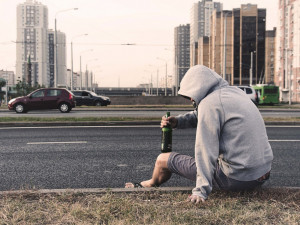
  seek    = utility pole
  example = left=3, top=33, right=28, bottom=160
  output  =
left=5, top=70, right=8, bottom=105
left=80, top=56, right=82, bottom=90
left=157, top=69, right=159, bottom=96
left=250, top=51, right=253, bottom=86
left=223, top=13, right=228, bottom=80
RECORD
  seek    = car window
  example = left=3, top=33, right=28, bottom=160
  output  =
left=90, top=92, right=97, bottom=96
left=238, top=87, right=244, bottom=91
left=73, top=92, right=82, bottom=96
left=31, top=90, right=45, bottom=98
left=47, top=89, right=62, bottom=97
left=245, top=88, right=253, bottom=94
left=82, top=92, right=90, bottom=97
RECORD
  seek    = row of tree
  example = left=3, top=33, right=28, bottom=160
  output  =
left=0, top=78, right=44, bottom=102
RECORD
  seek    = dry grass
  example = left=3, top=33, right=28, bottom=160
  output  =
left=0, top=188, right=299, bottom=224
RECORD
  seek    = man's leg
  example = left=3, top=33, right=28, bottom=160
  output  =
left=125, top=153, right=172, bottom=188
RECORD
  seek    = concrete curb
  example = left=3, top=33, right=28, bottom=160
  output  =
left=0, top=187, right=193, bottom=196
left=1, top=186, right=299, bottom=196
left=1, top=108, right=300, bottom=113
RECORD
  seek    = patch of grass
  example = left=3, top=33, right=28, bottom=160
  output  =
left=0, top=188, right=299, bottom=224
left=257, top=104, right=300, bottom=109
left=263, top=117, right=300, bottom=122
left=0, top=116, right=300, bottom=123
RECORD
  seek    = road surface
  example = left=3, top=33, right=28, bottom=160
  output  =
left=0, top=125, right=299, bottom=191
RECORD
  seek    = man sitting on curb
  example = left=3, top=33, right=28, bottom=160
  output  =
left=126, top=65, right=273, bottom=204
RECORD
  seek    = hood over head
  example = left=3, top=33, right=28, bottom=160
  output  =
left=178, top=65, right=229, bottom=105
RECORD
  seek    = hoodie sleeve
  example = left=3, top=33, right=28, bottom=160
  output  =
left=175, top=110, right=198, bottom=129
left=192, top=95, right=223, bottom=200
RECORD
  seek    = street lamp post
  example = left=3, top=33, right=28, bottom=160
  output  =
left=249, top=51, right=256, bottom=86
left=157, top=69, right=159, bottom=96
left=157, top=58, right=168, bottom=96
left=223, top=12, right=229, bottom=80
left=55, top=8, right=78, bottom=88
left=285, top=48, right=293, bottom=105
left=71, top=34, right=88, bottom=90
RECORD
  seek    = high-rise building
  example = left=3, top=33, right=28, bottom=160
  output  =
left=198, top=36, right=210, bottom=68
left=16, top=0, right=49, bottom=86
left=265, top=28, right=276, bottom=84
left=190, top=0, right=222, bottom=66
left=174, top=24, right=190, bottom=94
left=66, top=69, right=79, bottom=89
left=209, top=4, right=266, bottom=85
left=276, top=0, right=300, bottom=103
left=48, top=30, right=66, bottom=87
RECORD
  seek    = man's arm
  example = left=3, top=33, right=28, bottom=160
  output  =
left=175, top=110, right=198, bottom=129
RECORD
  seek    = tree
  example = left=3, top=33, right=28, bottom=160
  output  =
left=15, top=79, right=44, bottom=96
left=0, top=78, right=6, bottom=88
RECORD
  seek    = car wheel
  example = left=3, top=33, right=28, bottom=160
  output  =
left=94, top=101, right=101, bottom=106
left=15, top=104, right=25, bottom=113
left=59, top=103, right=71, bottom=113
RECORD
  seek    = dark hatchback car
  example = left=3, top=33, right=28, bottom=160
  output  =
left=8, top=88, right=76, bottom=113
left=72, top=90, right=111, bottom=106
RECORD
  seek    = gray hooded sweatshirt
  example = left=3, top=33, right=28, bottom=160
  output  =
left=177, top=65, right=273, bottom=200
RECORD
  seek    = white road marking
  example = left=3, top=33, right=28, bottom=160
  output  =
left=266, top=126, right=300, bottom=128
left=0, top=125, right=158, bottom=129
left=27, top=141, right=87, bottom=145
left=269, top=140, right=300, bottom=142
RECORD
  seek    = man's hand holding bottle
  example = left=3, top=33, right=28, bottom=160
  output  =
left=160, top=115, right=178, bottom=129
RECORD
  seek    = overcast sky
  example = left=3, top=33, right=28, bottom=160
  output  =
left=0, top=0, right=278, bottom=87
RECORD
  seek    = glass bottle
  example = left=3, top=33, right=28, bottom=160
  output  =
left=161, top=112, right=172, bottom=153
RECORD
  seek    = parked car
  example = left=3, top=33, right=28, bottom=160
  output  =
left=237, top=86, right=259, bottom=104
left=72, top=90, right=111, bottom=106
left=8, top=88, right=76, bottom=113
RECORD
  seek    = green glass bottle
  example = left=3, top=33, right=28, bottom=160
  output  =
left=161, top=112, right=172, bottom=153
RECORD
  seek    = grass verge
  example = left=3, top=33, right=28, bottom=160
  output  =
left=0, top=188, right=299, bottom=224
left=0, top=116, right=300, bottom=123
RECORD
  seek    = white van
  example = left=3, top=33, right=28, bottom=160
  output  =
left=237, top=86, right=259, bottom=105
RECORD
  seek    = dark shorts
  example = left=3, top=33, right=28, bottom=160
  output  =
left=167, top=152, right=268, bottom=191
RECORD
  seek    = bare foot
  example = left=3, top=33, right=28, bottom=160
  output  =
left=124, top=180, right=155, bottom=188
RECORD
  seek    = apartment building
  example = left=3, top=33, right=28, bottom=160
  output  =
left=174, top=24, right=190, bottom=94
left=16, top=0, right=49, bottom=86
left=265, top=28, right=277, bottom=84
left=190, top=0, right=222, bottom=66
left=209, top=4, right=266, bottom=85
left=48, top=30, right=67, bottom=87
left=0, top=70, right=15, bottom=86
left=276, top=0, right=300, bottom=102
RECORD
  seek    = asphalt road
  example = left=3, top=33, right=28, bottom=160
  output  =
left=0, top=108, right=300, bottom=118
left=0, top=125, right=299, bottom=191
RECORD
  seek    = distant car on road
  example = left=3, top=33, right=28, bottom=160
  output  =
left=72, top=90, right=111, bottom=106
left=8, top=88, right=76, bottom=113
left=237, top=86, right=259, bottom=104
